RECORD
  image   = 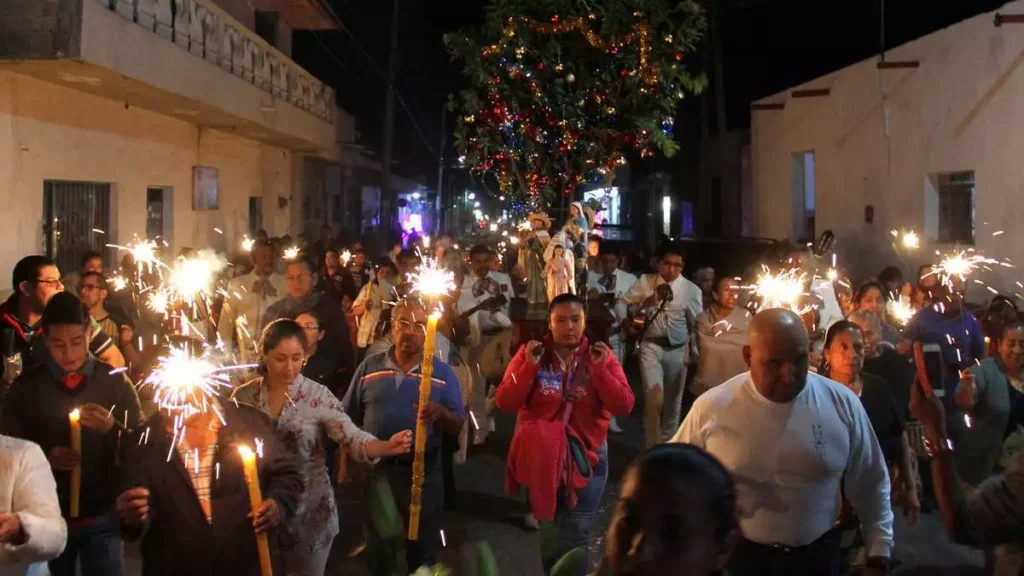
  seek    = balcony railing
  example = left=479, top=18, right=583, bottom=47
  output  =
left=95, top=0, right=334, bottom=124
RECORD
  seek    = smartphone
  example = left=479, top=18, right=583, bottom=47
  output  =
left=913, top=342, right=945, bottom=399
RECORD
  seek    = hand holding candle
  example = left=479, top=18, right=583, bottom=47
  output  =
left=239, top=445, right=273, bottom=576
left=69, top=409, right=82, bottom=518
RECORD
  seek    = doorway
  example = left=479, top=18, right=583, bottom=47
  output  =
left=43, top=180, right=111, bottom=273
left=790, top=151, right=816, bottom=241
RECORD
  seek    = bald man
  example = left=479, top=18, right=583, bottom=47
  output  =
left=672, top=309, right=894, bottom=575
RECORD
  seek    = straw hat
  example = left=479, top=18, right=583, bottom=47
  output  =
left=528, top=212, right=552, bottom=230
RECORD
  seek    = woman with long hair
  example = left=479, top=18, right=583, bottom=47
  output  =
left=601, top=443, right=739, bottom=576
left=852, top=280, right=901, bottom=345
left=232, top=320, right=411, bottom=576
left=820, top=321, right=920, bottom=527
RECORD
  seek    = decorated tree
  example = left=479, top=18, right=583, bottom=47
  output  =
left=445, top=0, right=707, bottom=213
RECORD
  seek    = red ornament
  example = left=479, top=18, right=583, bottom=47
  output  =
left=620, top=69, right=629, bottom=77
left=551, top=15, right=559, bottom=23
left=675, top=53, right=683, bottom=62
left=537, top=62, right=545, bottom=70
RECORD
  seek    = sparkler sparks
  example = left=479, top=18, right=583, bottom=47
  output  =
left=167, top=250, right=226, bottom=307
left=931, top=249, right=1011, bottom=287
left=409, top=258, right=456, bottom=299
left=341, top=250, right=352, bottom=266
left=110, top=275, right=128, bottom=292
left=146, top=290, right=170, bottom=314
left=746, top=266, right=811, bottom=314
left=109, top=238, right=162, bottom=275
left=887, top=298, right=916, bottom=327
left=140, top=345, right=246, bottom=418
left=891, top=229, right=920, bottom=250
left=282, top=246, right=300, bottom=260
left=240, top=236, right=255, bottom=253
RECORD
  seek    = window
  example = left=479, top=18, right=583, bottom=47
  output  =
left=43, top=181, right=111, bottom=274
left=790, top=151, right=815, bottom=242
left=254, top=11, right=279, bottom=47
left=937, top=171, right=975, bottom=245
left=249, top=197, right=263, bottom=235
left=146, top=188, right=164, bottom=240
left=192, top=166, right=219, bottom=210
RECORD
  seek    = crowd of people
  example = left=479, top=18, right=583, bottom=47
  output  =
left=2, top=217, right=1024, bottom=576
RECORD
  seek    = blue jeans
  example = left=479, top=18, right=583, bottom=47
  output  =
left=546, top=443, right=609, bottom=576
left=48, top=515, right=124, bottom=576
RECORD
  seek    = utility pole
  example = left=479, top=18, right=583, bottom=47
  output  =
left=434, top=101, right=447, bottom=235
left=380, top=0, right=400, bottom=247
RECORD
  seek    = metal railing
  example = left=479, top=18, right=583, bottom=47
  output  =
left=95, top=0, right=334, bottom=124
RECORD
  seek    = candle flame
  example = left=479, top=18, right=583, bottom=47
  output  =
left=69, top=408, right=80, bottom=420
left=238, top=445, right=254, bottom=459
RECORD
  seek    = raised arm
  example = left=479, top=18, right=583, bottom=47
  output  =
left=495, top=345, right=537, bottom=412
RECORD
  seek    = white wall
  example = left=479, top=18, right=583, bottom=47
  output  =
left=0, top=70, right=295, bottom=289
left=751, top=0, right=1024, bottom=298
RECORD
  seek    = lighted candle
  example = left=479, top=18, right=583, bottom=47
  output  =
left=238, top=445, right=272, bottom=576
left=408, top=311, right=440, bottom=541
left=69, top=409, right=81, bottom=518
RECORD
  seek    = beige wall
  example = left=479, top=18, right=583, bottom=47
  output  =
left=0, top=70, right=297, bottom=289
left=751, top=0, right=1024, bottom=298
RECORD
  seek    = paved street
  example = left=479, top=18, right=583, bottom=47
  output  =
left=327, top=406, right=988, bottom=575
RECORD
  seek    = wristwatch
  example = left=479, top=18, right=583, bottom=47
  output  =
left=865, top=556, right=893, bottom=574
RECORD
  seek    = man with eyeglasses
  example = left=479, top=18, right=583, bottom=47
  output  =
left=78, top=272, right=141, bottom=376
left=0, top=256, right=124, bottom=395
left=621, top=243, right=703, bottom=447
left=342, top=298, right=464, bottom=570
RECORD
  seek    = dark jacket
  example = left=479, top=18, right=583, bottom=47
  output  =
left=1, top=358, right=143, bottom=519
left=117, top=402, right=303, bottom=576
left=261, top=291, right=354, bottom=380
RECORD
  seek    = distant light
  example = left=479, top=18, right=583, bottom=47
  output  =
left=468, top=193, right=476, bottom=200
left=489, top=223, right=498, bottom=232
left=662, top=195, right=671, bottom=235
left=412, top=192, right=421, bottom=200
left=499, top=195, right=506, bottom=201
left=473, top=201, right=480, bottom=208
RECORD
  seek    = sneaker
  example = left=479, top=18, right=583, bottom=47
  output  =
left=609, top=417, right=623, bottom=433
left=524, top=513, right=540, bottom=531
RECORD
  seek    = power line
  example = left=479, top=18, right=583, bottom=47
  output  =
left=312, top=0, right=438, bottom=159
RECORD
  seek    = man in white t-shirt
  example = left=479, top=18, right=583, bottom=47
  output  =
left=672, top=308, right=893, bottom=575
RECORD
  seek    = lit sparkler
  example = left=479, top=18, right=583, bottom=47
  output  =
left=167, top=250, right=226, bottom=307
left=240, top=236, right=255, bottom=253
left=408, top=257, right=456, bottom=300
left=140, top=345, right=243, bottom=418
left=283, top=246, right=300, bottom=260
left=891, top=229, right=920, bottom=250
left=340, top=249, right=352, bottom=266
left=887, top=298, right=916, bottom=327
left=110, top=275, right=128, bottom=292
left=146, top=290, right=170, bottom=314
left=108, top=238, right=162, bottom=275
left=747, top=266, right=811, bottom=314
left=931, top=249, right=1010, bottom=288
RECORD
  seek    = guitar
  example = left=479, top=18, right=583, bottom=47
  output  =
left=458, top=294, right=509, bottom=320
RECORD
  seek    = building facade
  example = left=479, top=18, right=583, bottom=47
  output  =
left=751, top=0, right=1024, bottom=297
left=0, top=0, right=354, bottom=286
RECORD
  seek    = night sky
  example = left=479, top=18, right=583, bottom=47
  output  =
left=293, top=0, right=1010, bottom=180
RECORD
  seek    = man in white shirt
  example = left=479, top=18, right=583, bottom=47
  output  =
left=621, top=244, right=702, bottom=447
left=587, top=249, right=637, bottom=433
left=217, top=239, right=286, bottom=358
left=672, top=308, right=893, bottom=576
left=458, top=245, right=513, bottom=445
left=0, top=434, right=66, bottom=576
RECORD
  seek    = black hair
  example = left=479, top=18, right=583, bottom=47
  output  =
left=853, top=280, right=888, bottom=305
left=548, top=293, right=586, bottom=314
left=878, top=266, right=903, bottom=287
left=820, top=320, right=863, bottom=375
left=41, top=292, right=87, bottom=334
left=469, top=245, right=492, bottom=258
left=375, top=257, right=398, bottom=276
left=1001, top=320, right=1024, bottom=341
left=628, top=444, right=738, bottom=541
left=80, top=250, right=103, bottom=268
left=292, top=308, right=324, bottom=332
left=285, top=253, right=316, bottom=274
left=397, top=248, right=421, bottom=264
left=657, top=242, right=686, bottom=261
left=12, top=255, right=56, bottom=293
left=79, top=271, right=108, bottom=290
left=257, top=319, right=307, bottom=374
left=712, top=276, right=737, bottom=294
left=253, top=238, right=274, bottom=252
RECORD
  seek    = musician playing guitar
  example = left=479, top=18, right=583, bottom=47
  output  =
left=457, top=245, right=515, bottom=445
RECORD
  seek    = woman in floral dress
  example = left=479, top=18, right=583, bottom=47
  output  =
left=233, top=319, right=412, bottom=576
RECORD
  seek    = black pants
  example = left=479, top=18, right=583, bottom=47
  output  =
left=369, top=456, right=445, bottom=571
left=441, top=431, right=458, bottom=510
left=729, top=528, right=841, bottom=576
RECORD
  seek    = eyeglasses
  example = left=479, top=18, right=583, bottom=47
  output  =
left=36, top=279, right=63, bottom=288
left=299, top=323, right=321, bottom=331
left=395, top=319, right=427, bottom=331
